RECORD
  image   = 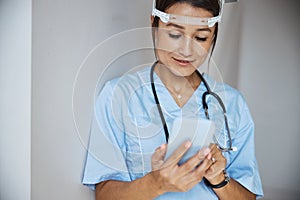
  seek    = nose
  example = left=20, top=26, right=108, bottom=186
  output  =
left=178, top=36, right=193, bottom=57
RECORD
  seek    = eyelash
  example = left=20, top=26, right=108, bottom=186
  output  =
left=168, top=33, right=181, bottom=39
left=168, top=33, right=208, bottom=42
left=195, top=36, right=208, bottom=42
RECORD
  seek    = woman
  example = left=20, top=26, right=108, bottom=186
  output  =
left=82, top=0, right=263, bottom=199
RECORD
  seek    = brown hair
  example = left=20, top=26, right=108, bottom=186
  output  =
left=152, top=0, right=221, bottom=57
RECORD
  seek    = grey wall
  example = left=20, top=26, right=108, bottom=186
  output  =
left=238, top=0, right=300, bottom=199
left=0, top=0, right=31, bottom=200
left=213, top=2, right=242, bottom=88
left=31, top=0, right=152, bottom=199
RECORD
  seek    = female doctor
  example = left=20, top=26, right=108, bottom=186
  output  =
left=82, top=0, right=263, bottom=199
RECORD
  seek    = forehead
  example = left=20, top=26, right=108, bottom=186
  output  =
left=166, top=3, right=214, bottom=19
left=158, top=3, right=216, bottom=32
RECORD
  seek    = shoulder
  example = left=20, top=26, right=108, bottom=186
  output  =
left=96, top=66, right=151, bottom=95
left=203, top=74, right=246, bottom=105
left=95, top=66, right=152, bottom=108
left=104, top=67, right=151, bottom=91
left=203, top=74, right=250, bottom=122
left=203, top=74, right=255, bottom=140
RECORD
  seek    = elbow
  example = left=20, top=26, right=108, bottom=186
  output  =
left=95, top=181, right=110, bottom=200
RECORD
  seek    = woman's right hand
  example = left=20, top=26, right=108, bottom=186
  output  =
left=150, top=141, right=212, bottom=194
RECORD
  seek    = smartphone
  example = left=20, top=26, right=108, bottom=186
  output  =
left=165, top=118, right=215, bottom=165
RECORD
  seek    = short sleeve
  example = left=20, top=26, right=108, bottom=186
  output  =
left=82, top=81, right=131, bottom=190
left=226, top=95, right=264, bottom=199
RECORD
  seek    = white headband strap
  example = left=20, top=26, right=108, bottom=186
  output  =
left=152, top=0, right=224, bottom=27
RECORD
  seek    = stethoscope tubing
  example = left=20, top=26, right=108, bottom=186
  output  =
left=150, top=61, right=234, bottom=152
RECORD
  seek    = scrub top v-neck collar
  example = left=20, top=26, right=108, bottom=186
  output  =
left=141, top=67, right=209, bottom=118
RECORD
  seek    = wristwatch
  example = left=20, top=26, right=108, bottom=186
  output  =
left=204, top=170, right=230, bottom=189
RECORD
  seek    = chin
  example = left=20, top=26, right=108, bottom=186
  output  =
left=170, top=66, right=197, bottom=77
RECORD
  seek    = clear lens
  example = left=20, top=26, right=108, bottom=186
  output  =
left=153, top=27, right=210, bottom=72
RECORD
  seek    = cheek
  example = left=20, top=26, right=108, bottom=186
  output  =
left=194, top=43, right=210, bottom=55
left=155, top=49, right=171, bottom=64
left=193, top=43, right=211, bottom=65
left=155, top=34, right=180, bottom=53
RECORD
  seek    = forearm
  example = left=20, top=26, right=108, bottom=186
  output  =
left=95, top=172, right=163, bottom=200
left=205, top=145, right=256, bottom=200
left=213, top=178, right=256, bottom=200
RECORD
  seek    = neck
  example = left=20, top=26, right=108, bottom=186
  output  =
left=154, top=63, right=201, bottom=94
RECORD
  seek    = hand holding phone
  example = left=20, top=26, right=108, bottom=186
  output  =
left=165, top=118, right=215, bottom=165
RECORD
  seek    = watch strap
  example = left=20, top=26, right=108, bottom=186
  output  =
left=204, top=170, right=230, bottom=189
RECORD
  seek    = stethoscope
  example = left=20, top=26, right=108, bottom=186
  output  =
left=150, top=61, right=236, bottom=152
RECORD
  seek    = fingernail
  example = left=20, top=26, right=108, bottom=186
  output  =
left=160, top=144, right=166, bottom=150
left=207, top=153, right=212, bottom=160
left=203, top=147, right=211, bottom=156
left=185, top=141, right=192, bottom=148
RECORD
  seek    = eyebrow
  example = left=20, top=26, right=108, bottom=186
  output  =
left=166, top=23, right=212, bottom=32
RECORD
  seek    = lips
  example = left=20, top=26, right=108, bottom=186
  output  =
left=172, top=57, right=194, bottom=66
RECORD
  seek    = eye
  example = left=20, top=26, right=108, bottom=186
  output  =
left=195, top=36, right=208, bottom=42
left=168, top=33, right=181, bottom=39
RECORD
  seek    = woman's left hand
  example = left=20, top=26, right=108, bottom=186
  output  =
left=204, top=144, right=227, bottom=184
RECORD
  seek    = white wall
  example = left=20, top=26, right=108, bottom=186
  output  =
left=238, top=0, right=300, bottom=199
left=0, top=0, right=31, bottom=200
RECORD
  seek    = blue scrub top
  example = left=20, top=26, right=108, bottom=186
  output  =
left=82, top=66, right=264, bottom=199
